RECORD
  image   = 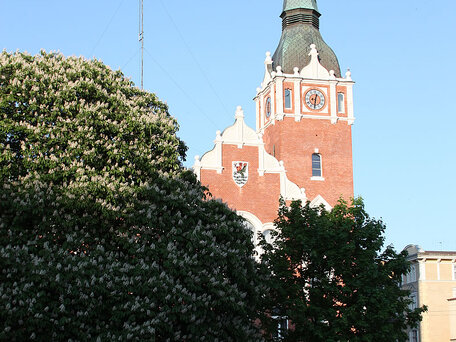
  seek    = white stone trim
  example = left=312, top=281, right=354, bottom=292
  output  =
left=237, top=211, right=263, bottom=245
left=300, top=44, right=330, bottom=80
left=255, top=45, right=356, bottom=131
left=346, top=81, right=355, bottom=125
left=261, top=51, right=273, bottom=90
left=276, top=74, right=284, bottom=117
left=310, top=176, right=325, bottom=181
left=255, top=94, right=261, bottom=132
left=237, top=211, right=277, bottom=257
left=279, top=163, right=307, bottom=202
left=437, top=259, right=441, bottom=281
left=310, top=195, right=332, bottom=211
left=293, top=78, right=302, bottom=122
left=419, top=260, right=426, bottom=281
left=329, top=79, right=338, bottom=124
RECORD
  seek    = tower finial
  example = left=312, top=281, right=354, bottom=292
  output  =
left=283, top=0, right=319, bottom=13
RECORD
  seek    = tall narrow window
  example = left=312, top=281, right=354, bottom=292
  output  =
left=284, top=89, right=292, bottom=109
left=266, top=97, right=271, bottom=118
left=453, top=264, right=456, bottom=280
left=410, top=329, right=418, bottom=342
left=312, top=153, right=322, bottom=177
left=338, top=92, right=345, bottom=113
left=409, top=293, right=417, bottom=310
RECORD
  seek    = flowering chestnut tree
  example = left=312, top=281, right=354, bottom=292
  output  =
left=0, top=51, right=264, bottom=341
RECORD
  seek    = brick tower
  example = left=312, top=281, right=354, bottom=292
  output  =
left=194, top=0, right=355, bottom=240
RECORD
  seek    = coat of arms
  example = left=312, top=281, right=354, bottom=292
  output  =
left=232, top=161, right=248, bottom=187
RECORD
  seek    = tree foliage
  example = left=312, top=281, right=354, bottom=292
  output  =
left=260, top=198, right=426, bottom=342
left=0, top=51, right=264, bottom=341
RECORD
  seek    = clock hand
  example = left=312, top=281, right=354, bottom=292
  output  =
left=313, top=95, right=318, bottom=109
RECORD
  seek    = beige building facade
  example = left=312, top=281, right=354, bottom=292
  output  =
left=403, top=245, right=456, bottom=342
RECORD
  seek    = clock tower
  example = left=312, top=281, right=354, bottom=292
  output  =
left=194, top=0, right=355, bottom=239
left=257, top=0, right=355, bottom=208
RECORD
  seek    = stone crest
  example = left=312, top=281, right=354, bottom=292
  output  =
left=232, top=161, right=248, bottom=187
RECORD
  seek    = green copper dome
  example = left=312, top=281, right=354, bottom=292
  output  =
left=283, top=0, right=318, bottom=12
left=273, top=0, right=341, bottom=77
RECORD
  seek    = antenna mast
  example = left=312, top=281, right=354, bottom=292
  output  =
left=139, top=0, right=144, bottom=89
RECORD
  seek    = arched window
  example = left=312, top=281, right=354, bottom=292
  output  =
left=262, top=230, right=274, bottom=244
left=265, top=97, right=271, bottom=118
left=312, top=153, right=322, bottom=177
left=337, top=93, right=345, bottom=113
left=284, top=89, right=292, bottom=109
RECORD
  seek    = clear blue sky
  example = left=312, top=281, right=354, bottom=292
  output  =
left=2, top=0, right=455, bottom=252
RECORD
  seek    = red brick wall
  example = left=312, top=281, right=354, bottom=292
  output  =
left=263, top=117, right=353, bottom=207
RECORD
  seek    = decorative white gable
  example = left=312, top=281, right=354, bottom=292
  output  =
left=310, top=195, right=332, bottom=211
left=193, top=106, right=306, bottom=203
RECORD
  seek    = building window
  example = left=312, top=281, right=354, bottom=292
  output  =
left=312, top=153, right=322, bottom=177
left=406, top=264, right=417, bottom=284
left=265, top=97, right=272, bottom=118
left=337, top=92, right=345, bottom=113
left=453, top=264, right=456, bottom=280
left=243, top=220, right=256, bottom=243
left=284, top=89, right=292, bottom=109
left=271, top=316, right=288, bottom=339
left=410, top=329, right=418, bottom=342
left=262, top=230, right=275, bottom=244
left=409, top=293, right=417, bottom=310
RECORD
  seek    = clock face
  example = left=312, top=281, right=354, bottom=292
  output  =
left=305, top=89, right=325, bottom=111
left=265, top=97, right=271, bottom=118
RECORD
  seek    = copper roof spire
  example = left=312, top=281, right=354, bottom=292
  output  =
left=273, top=0, right=341, bottom=76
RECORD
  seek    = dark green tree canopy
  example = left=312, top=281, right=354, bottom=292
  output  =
left=260, top=198, right=426, bottom=342
left=0, top=51, right=264, bottom=341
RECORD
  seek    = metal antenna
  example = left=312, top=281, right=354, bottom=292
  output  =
left=139, top=0, right=144, bottom=89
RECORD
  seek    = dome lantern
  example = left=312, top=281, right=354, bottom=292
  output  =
left=273, top=0, right=341, bottom=76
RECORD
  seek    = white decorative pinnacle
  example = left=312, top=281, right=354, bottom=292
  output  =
left=235, top=106, right=244, bottom=119
left=276, top=66, right=283, bottom=76
left=308, top=44, right=319, bottom=60
left=293, top=67, right=300, bottom=76
left=261, top=51, right=273, bottom=90
left=345, top=69, right=352, bottom=81
left=301, top=44, right=330, bottom=79
left=264, top=51, right=272, bottom=64
left=329, top=70, right=336, bottom=80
